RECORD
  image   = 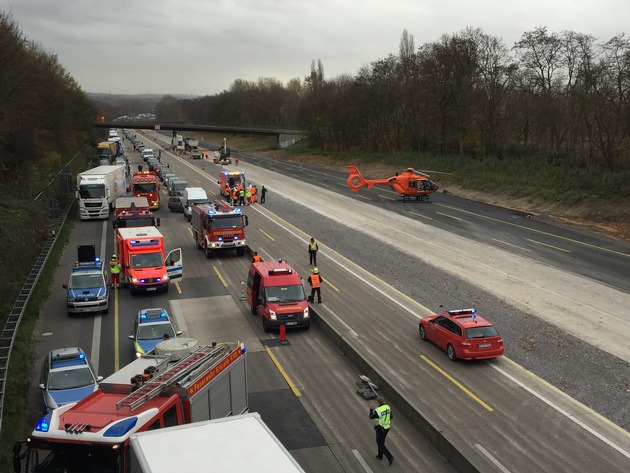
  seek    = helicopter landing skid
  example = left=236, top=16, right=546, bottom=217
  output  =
left=401, top=195, right=432, bottom=203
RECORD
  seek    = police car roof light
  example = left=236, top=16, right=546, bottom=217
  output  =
left=448, top=308, right=477, bottom=315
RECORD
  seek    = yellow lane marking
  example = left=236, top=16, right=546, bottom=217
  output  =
left=409, top=211, right=433, bottom=220
left=435, top=211, right=462, bottom=221
left=421, top=355, right=493, bottom=412
left=174, top=281, right=182, bottom=294
left=213, top=265, right=228, bottom=287
left=492, top=238, right=531, bottom=252
left=259, top=228, right=275, bottom=241
left=265, top=346, right=301, bottom=397
left=526, top=238, right=571, bottom=253
left=324, top=278, right=339, bottom=292
left=114, top=286, right=119, bottom=372
left=434, top=202, right=629, bottom=257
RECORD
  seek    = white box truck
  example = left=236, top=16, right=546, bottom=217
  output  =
left=129, top=412, right=305, bottom=473
left=76, top=165, right=127, bottom=220
left=182, top=187, right=208, bottom=221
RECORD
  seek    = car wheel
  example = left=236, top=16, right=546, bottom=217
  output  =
left=205, top=243, right=213, bottom=259
left=419, top=325, right=427, bottom=340
left=262, top=317, right=270, bottom=333
left=236, top=247, right=245, bottom=256
left=163, top=284, right=169, bottom=294
left=447, top=344, right=457, bottom=361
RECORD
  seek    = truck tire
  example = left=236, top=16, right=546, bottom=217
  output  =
left=236, top=247, right=245, bottom=256
left=262, top=317, right=270, bottom=333
left=163, top=284, right=169, bottom=294
left=194, top=232, right=202, bottom=250
left=205, top=242, right=213, bottom=259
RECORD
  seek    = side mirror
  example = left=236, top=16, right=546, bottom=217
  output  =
left=128, top=334, right=135, bottom=340
left=244, top=215, right=249, bottom=226
left=97, top=376, right=104, bottom=382
left=176, top=330, right=183, bottom=336
left=156, top=217, right=161, bottom=227
left=38, top=383, right=45, bottom=389
left=112, top=220, right=118, bottom=229
left=62, top=284, right=68, bottom=289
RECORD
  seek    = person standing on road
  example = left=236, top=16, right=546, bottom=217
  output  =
left=109, top=255, right=122, bottom=289
left=260, top=185, right=267, bottom=204
left=307, top=267, right=323, bottom=303
left=235, top=156, right=240, bottom=166
left=308, top=237, right=319, bottom=265
left=252, top=251, right=261, bottom=263
left=238, top=187, right=245, bottom=206
left=370, top=396, right=394, bottom=465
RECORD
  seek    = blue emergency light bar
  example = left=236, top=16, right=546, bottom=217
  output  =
left=447, top=308, right=477, bottom=315
left=140, top=309, right=168, bottom=320
left=130, top=239, right=160, bottom=247
left=35, top=413, right=52, bottom=432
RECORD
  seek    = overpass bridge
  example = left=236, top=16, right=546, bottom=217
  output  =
left=94, top=121, right=304, bottom=148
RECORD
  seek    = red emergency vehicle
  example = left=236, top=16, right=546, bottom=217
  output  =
left=218, top=170, right=245, bottom=198
left=116, top=226, right=182, bottom=294
left=113, top=196, right=160, bottom=229
left=191, top=200, right=248, bottom=258
left=19, top=343, right=248, bottom=473
left=247, top=260, right=310, bottom=332
left=130, top=171, right=160, bottom=210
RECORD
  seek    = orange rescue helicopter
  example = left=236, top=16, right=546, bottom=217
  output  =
left=346, top=166, right=440, bottom=202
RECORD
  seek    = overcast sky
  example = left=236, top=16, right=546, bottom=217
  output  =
left=2, top=0, right=628, bottom=96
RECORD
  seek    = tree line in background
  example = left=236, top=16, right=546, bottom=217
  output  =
left=157, top=27, right=630, bottom=176
left=0, top=12, right=96, bottom=302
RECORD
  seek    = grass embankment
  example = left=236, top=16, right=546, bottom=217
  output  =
left=0, top=201, right=75, bottom=470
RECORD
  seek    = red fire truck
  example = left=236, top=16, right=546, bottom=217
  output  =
left=191, top=200, right=248, bottom=258
left=113, top=196, right=160, bottom=229
left=17, top=342, right=248, bottom=473
left=130, top=171, right=160, bottom=210
left=116, top=227, right=182, bottom=294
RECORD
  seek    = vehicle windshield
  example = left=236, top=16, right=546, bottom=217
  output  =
left=117, top=217, right=153, bottom=227
left=79, top=184, right=105, bottom=199
left=69, top=273, right=105, bottom=289
left=133, top=182, right=157, bottom=193
left=48, top=367, right=94, bottom=390
left=130, top=251, right=163, bottom=268
left=465, top=326, right=499, bottom=339
left=264, top=284, right=305, bottom=303
left=137, top=323, right=175, bottom=340
left=209, top=215, right=243, bottom=229
left=27, top=441, right=120, bottom=473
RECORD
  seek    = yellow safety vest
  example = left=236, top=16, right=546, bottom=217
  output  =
left=110, top=262, right=121, bottom=274
left=374, top=404, right=391, bottom=429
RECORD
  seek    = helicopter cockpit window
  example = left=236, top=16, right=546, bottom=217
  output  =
left=409, top=180, right=419, bottom=189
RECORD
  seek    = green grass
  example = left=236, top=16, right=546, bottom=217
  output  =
left=0, top=205, right=75, bottom=471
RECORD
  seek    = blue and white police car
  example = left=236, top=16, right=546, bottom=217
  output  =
left=39, top=347, right=102, bottom=410
left=63, top=246, right=109, bottom=315
left=129, top=308, right=182, bottom=357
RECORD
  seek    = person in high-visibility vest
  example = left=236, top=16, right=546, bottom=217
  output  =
left=369, top=396, right=394, bottom=465
left=238, top=188, right=245, bottom=206
left=307, top=267, right=323, bottom=303
left=245, top=186, right=252, bottom=205
left=308, top=237, right=319, bottom=266
left=109, top=255, right=122, bottom=288
left=231, top=187, right=238, bottom=206
left=252, top=251, right=261, bottom=263
left=250, top=184, right=257, bottom=203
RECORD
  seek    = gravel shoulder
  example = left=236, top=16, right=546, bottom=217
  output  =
left=238, top=159, right=630, bottom=431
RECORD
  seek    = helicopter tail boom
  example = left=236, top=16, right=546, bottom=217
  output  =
left=347, top=166, right=369, bottom=191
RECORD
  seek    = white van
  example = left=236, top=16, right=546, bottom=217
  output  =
left=182, top=187, right=209, bottom=221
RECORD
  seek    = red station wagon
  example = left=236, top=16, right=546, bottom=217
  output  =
left=419, top=308, right=504, bottom=361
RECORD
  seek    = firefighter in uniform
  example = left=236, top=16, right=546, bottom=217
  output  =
left=238, top=187, right=245, bottom=206
left=370, top=396, right=394, bottom=465
left=252, top=251, right=261, bottom=263
left=109, top=255, right=122, bottom=288
left=245, top=186, right=252, bottom=205
left=307, top=267, right=322, bottom=303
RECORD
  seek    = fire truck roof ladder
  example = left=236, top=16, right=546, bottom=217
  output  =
left=116, top=344, right=230, bottom=411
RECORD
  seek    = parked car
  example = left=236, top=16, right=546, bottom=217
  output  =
left=129, top=308, right=182, bottom=357
left=168, top=196, right=184, bottom=213
left=39, top=347, right=102, bottom=410
left=418, top=308, right=504, bottom=361
left=168, top=179, right=189, bottom=197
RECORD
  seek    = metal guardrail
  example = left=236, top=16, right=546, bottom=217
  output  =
left=0, top=202, right=73, bottom=435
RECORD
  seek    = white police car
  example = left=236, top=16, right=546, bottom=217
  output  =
left=63, top=246, right=109, bottom=315
left=39, top=347, right=102, bottom=410
left=129, top=308, right=182, bottom=357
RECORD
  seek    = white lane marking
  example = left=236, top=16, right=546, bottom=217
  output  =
left=319, top=306, right=358, bottom=338
left=489, top=364, right=630, bottom=460
left=91, top=221, right=107, bottom=373
left=475, top=443, right=511, bottom=473
left=352, top=449, right=374, bottom=473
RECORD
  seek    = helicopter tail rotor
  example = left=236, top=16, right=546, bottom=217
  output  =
left=347, top=166, right=369, bottom=191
